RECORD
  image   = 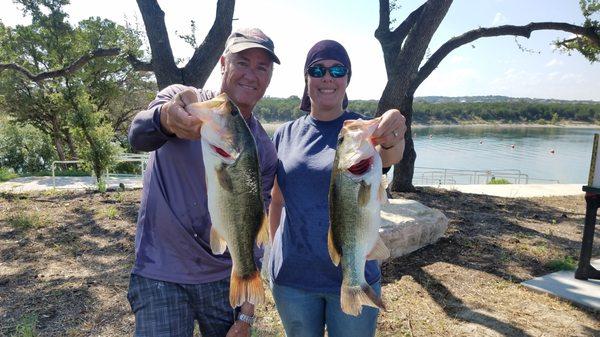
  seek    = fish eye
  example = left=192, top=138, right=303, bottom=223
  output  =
left=338, top=136, right=344, bottom=143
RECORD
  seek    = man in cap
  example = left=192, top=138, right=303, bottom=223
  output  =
left=127, top=28, right=280, bottom=337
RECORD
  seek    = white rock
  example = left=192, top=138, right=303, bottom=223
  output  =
left=379, top=198, right=448, bottom=259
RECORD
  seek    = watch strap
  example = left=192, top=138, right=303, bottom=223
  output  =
left=237, top=312, right=255, bottom=326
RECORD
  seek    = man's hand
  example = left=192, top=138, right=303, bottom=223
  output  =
left=225, top=320, right=251, bottom=337
left=159, top=89, right=203, bottom=139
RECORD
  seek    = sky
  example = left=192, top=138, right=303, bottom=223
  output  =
left=1, top=0, right=599, bottom=101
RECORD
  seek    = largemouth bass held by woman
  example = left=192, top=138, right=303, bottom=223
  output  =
left=328, top=117, right=390, bottom=316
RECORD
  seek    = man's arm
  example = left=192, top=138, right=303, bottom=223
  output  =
left=226, top=302, right=254, bottom=337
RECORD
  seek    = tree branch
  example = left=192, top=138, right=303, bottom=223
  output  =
left=183, top=0, right=235, bottom=88
left=391, top=3, right=427, bottom=42
left=375, top=0, right=391, bottom=39
left=136, top=0, right=181, bottom=88
left=0, top=48, right=120, bottom=82
left=411, top=22, right=600, bottom=94
left=375, top=1, right=430, bottom=78
left=126, top=53, right=153, bottom=72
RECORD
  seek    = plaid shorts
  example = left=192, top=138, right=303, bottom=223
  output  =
left=127, top=274, right=237, bottom=337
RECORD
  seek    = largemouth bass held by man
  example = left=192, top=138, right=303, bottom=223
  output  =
left=187, top=93, right=268, bottom=308
left=328, top=118, right=391, bottom=316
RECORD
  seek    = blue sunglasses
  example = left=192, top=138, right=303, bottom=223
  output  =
left=307, top=65, right=348, bottom=78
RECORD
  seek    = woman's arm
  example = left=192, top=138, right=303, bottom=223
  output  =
left=268, top=178, right=284, bottom=242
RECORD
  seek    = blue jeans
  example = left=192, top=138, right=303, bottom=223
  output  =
left=272, top=282, right=381, bottom=337
left=127, top=274, right=236, bottom=337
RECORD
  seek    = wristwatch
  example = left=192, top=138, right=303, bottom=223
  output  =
left=237, top=313, right=256, bottom=326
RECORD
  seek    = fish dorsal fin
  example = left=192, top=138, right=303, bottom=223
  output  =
left=256, top=213, right=269, bottom=248
left=210, top=227, right=228, bottom=255
left=366, top=235, right=390, bottom=261
left=327, top=225, right=341, bottom=266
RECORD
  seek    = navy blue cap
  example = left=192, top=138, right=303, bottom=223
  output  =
left=300, top=40, right=351, bottom=112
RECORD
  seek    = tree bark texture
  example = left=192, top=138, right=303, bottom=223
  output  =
left=376, top=0, right=600, bottom=192
left=136, top=0, right=235, bottom=89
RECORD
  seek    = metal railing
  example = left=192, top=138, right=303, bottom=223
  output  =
left=51, top=153, right=149, bottom=188
left=413, top=166, right=560, bottom=186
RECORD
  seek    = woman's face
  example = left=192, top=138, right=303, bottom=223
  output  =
left=307, top=59, right=348, bottom=115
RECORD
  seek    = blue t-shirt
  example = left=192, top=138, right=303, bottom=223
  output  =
left=271, top=111, right=380, bottom=293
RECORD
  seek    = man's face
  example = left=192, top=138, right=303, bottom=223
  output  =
left=220, top=48, right=273, bottom=116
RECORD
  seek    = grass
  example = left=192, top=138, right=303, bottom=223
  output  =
left=12, top=313, right=38, bottom=337
left=6, top=211, right=45, bottom=230
left=546, top=256, right=578, bottom=271
left=104, top=206, right=119, bottom=219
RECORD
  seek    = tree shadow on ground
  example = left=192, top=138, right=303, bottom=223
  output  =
left=380, top=187, right=600, bottom=335
left=0, top=190, right=137, bottom=336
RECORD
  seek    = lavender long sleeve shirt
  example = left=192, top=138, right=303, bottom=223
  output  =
left=128, top=84, right=277, bottom=284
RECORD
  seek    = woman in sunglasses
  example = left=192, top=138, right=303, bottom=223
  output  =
left=268, top=40, right=406, bottom=337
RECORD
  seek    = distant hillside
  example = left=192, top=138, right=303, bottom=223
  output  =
left=255, top=95, right=600, bottom=124
left=414, top=95, right=600, bottom=105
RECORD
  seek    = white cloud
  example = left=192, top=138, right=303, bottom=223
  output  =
left=492, top=12, right=507, bottom=26
left=545, top=59, right=564, bottom=67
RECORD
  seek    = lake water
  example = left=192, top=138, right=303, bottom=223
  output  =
left=413, top=125, right=599, bottom=184
left=263, top=123, right=599, bottom=184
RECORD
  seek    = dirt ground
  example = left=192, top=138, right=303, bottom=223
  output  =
left=0, top=187, right=599, bottom=337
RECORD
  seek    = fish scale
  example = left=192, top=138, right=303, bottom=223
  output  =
left=328, top=118, right=391, bottom=316
left=187, top=93, right=269, bottom=308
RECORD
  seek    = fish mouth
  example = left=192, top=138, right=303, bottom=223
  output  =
left=347, top=157, right=373, bottom=176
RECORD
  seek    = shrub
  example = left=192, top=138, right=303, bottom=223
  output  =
left=546, top=256, right=577, bottom=271
left=488, top=177, right=511, bottom=184
left=0, top=122, right=56, bottom=174
left=0, top=166, right=17, bottom=182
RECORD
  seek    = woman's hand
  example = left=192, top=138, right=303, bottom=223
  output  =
left=371, top=109, right=406, bottom=149
left=371, top=109, right=406, bottom=167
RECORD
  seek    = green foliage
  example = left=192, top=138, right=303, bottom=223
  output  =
left=546, top=255, right=577, bottom=271
left=488, top=178, right=511, bottom=185
left=255, top=97, right=600, bottom=124
left=0, top=0, right=152, bottom=176
left=0, top=167, right=18, bottom=181
left=97, top=179, right=107, bottom=193
left=555, top=0, right=600, bottom=63
left=70, top=91, right=123, bottom=183
left=11, top=313, right=38, bottom=337
left=104, top=206, right=119, bottom=219
left=0, top=121, right=57, bottom=173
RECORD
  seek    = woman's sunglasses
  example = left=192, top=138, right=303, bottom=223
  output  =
left=307, top=65, right=348, bottom=78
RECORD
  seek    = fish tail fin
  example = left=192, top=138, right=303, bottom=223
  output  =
left=340, top=283, right=386, bottom=316
left=327, top=226, right=341, bottom=266
left=229, top=269, right=265, bottom=308
left=256, top=214, right=269, bottom=248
